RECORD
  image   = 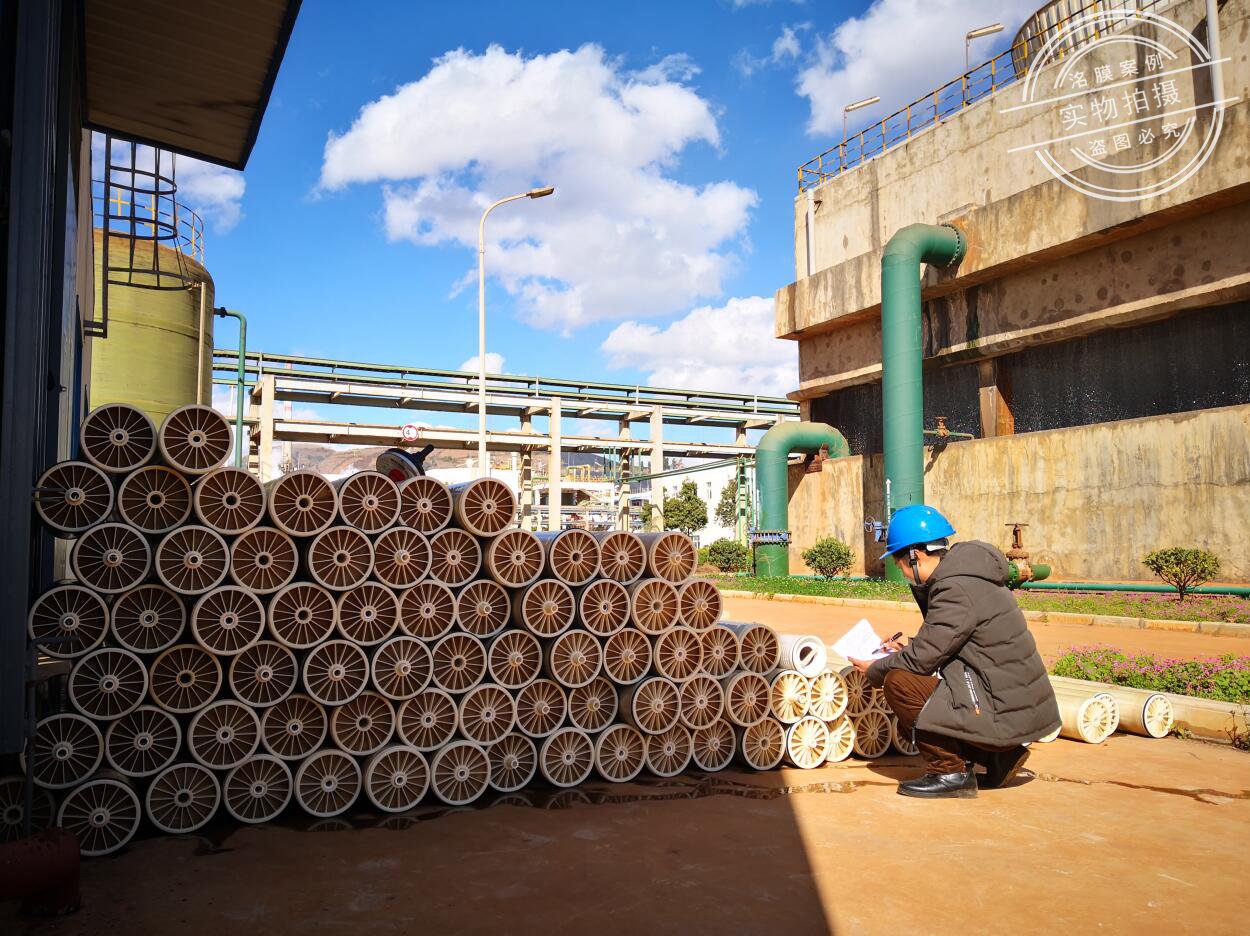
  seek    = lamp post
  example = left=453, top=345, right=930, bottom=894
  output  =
left=965, top=23, right=1004, bottom=72
left=842, top=96, right=880, bottom=163
left=476, top=186, right=554, bottom=478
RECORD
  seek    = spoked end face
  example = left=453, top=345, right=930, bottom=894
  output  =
left=371, top=636, right=433, bottom=700
left=268, top=582, right=337, bottom=649
left=229, top=528, right=298, bottom=594
left=308, top=526, right=375, bottom=592
left=769, top=670, right=811, bottom=724
left=364, top=746, right=430, bottom=813
left=785, top=716, right=831, bottom=769
left=735, top=624, right=781, bottom=675
left=267, top=471, right=338, bottom=536
left=398, top=477, right=453, bottom=534
left=295, top=750, right=362, bottom=818
left=544, top=529, right=601, bottom=586
left=261, top=694, right=328, bottom=761
left=722, top=672, right=771, bottom=728
left=229, top=641, right=298, bottom=708
left=302, top=640, right=369, bottom=706
left=34, top=461, right=114, bottom=533
left=155, top=525, right=229, bottom=595
left=852, top=709, right=892, bottom=759
left=677, top=579, right=723, bottom=631
left=539, top=728, right=594, bottom=788
left=602, top=629, right=652, bottom=685
left=739, top=718, right=786, bottom=771
left=458, top=685, right=516, bottom=745
left=487, top=529, right=545, bottom=588
left=28, top=585, right=109, bottom=658
left=188, top=700, right=261, bottom=770
left=104, top=706, right=181, bottom=777
left=427, top=529, right=482, bottom=587
left=335, top=583, right=400, bottom=646
left=487, top=630, right=543, bottom=689
left=627, top=677, right=681, bottom=736
left=568, top=677, right=619, bottom=733
left=700, top=627, right=740, bottom=679
left=594, top=724, right=646, bottom=783
left=691, top=720, right=736, bottom=772
left=80, top=403, right=156, bottom=474
left=456, top=580, right=511, bottom=638
left=595, top=531, right=647, bottom=584
left=398, top=581, right=456, bottom=641
left=149, top=644, right=222, bottom=714
left=645, top=725, right=693, bottom=778
left=191, top=586, right=265, bottom=656
left=678, top=676, right=725, bottom=730
left=1, top=776, right=55, bottom=843
left=451, top=478, right=517, bottom=537
left=57, top=778, right=141, bottom=857
left=159, top=405, right=233, bottom=474
left=430, top=633, right=488, bottom=694
left=809, top=671, right=849, bottom=722
left=826, top=715, right=857, bottom=763
left=578, top=580, right=630, bottom=637
left=117, top=466, right=192, bottom=533
left=71, top=523, right=151, bottom=594
left=397, top=689, right=458, bottom=752
left=430, top=741, right=490, bottom=806
left=888, top=715, right=919, bottom=756
left=654, top=627, right=704, bottom=683
left=224, top=755, right=294, bottom=823
left=336, top=471, right=401, bottom=533
left=630, top=579, right=679, bottom=635
left=516, top=580, right=575, bottom=638
left=546, top=630, right=603, bottom=689
left=514, top=679, right=568, bottom=738
left=194, top=467, right=266, bottom=534
left=840, top=665, right=873, bottom=717
left=27, top=713, right=103, bottom=789
left=1143, top=694, right=1175, bottom=739
left=373, top=527, right=431, bottom=589
left=145, top=763, right=221, bottom=834
left=111, top=585, right=185, bottom=654
left=69, top=648, right=148, bottom=720
left=642, top=531, right=697, bottom=583
left=487, top=734, right=537, bottom=793
left=330, top=692, right=397, bottom=756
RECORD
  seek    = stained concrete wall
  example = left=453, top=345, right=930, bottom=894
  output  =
left=785, top=404, right=1250, bottom=582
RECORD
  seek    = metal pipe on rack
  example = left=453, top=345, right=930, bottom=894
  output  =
left=213, top=309, right=247, bottom=467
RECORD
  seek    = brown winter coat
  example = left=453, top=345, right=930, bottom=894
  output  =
left=866, top=541, right=1061, bottom=747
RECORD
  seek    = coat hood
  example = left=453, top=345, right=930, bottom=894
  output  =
left=930, top=540, right=1010, bottom=586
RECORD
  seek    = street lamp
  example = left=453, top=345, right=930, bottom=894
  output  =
left=842, top=96, right=880, bottom=155
left=476, top=186, right=554, bottom=478
left=965, top=23, right=1004, bottom=72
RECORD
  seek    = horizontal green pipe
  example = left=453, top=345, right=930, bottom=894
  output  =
left=730, top=573, right=872, bottom=581
left=1019, top=581, right=1250, bottom=597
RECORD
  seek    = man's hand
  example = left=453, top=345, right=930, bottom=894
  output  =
left=881, top=636, right=907, bottom=653
left=848, top=657, right=872, bottom=674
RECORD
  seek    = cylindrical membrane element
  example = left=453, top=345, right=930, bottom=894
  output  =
left=57, top=776, right=141, bottom=856
left=110, top=584, right=184, bottom=655
left=335, top=471, right=400, bottom=532
left=691, top=720, right=736, bottom=772
left=430, top=741, right=491, bottom=805
left=224, top=754, right=293, bottom=824
left=27, top=585, right=109, bottom=659
left=159, top=404, right=232, bottom=474
left=722, top=622, right=780, bottom=675
left=266, top=470, right=338, bottom=537
left=104, top=706, right=181, bottom=777
left=155, top=525, right=229, bottom=595
left=145, top=762, right=220, bottom=834
left=487, top=733, right=537, bottom=792
left=0, top=776, right=55, bottom=843
left=487, top=629, right=543, bottom=689
left=535, top=529, right=601, bottom=586
left=188, top=700, right=261, bottom=770
left=720, top=671, right=771, bottom=728
left=539, top=727, right=595, bottom=787
left=191, top=586, right=265, bottom=656
left=69, top=648, right=148, bottom=720
left=194, top=466, right=266, bottom=534
left=371, top=635, right=433, bottom=700
left=372, top=527, right=431, bottom=589
left=628, top=579, right=679, bottom=635
left=229, top=527, right=298, bottom=594
left=430, top=632, right=488, bottom=694
left=769, top=670, right=811, bottom=724
left=513, top=679, right=568, bottom=738
left=839, top=665, right=875, bottom=717
left=888, top=714, right=919, bottom=756
left=620, top=676, right=680, bottom=735
left=593, top=531, right=646, bottom=584
left=677, top=579, right=723, bottom=631
left=737, top=718, right=786, bottom=770
left=148, top=643, right=221, bottom=713
left=852, top=709, right=892, bottom=759
left=568, top=677, right=618, bottom=732
left=825, top=715, right=857, bottom=763
left=544, top=630, right=603, bottom=688
left=71, top=522, right=151, bottom=594
left=398, top=581, right=457, bottom=640
left=637, top=531, right=697, bottom=583
left=330, top=691, right=396, bottom=756
left=785, top=716, right=830, bottom=769
left=449, top=478, right=517, bottom=536
left=778, top=635, right=828, bottom=678
left=364, top=745, right=429, bottom=812
left=117, top=466, right=191, bottom=533
left=427, top=528, right=481, bottom=587
left=513, top=579, right=575, bottom=638
left=1056, top=693, right=1117, bottom=744
left=335, top=582, right=400, bottom=646
left=594, top=723, right=646, bottom=783
left=307, top=526, right=374, bottom=591
left=397, top=688, right=458, bottom=751
left=577, top=579, right=630, bottom=636
left=700, top=626, right=740, bottom=679
left=602, top=629, right=652, bottom=685
left=26, top=713, right=103, bottom=789
left=397, top=476, right=452, bottom=534
left=260, top=694, right=327, bottom=761
left=34, top=460, right=114, bottom=533
left=485, top=529, right=545, bottom=588
left=302, top=639, right=369, bottom=706
left=268, top=582, right=336, bottom=649
left=457, top=684, right=516, bottom=745
left=456, top=579, right=511, bottom=638
left=295, top=749, right=362, bottom=817
left=653, top=626, right=704, bottom=683
left=229, top=641, right=298, bottom=708
left=808, top=671, right=849, bottom=722
left=678, top=675, right=725, bottom=730
left=644, top=725, right=692, bottom=778
left=80, top=403, right=156, bottom=474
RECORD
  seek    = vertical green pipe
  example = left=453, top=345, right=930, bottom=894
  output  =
left=881, top=224, right=965, bottom=581
left=754, top=422, right=849, bottom=576
left=214, top=308, right=247, bottom=467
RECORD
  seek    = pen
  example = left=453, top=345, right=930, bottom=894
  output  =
left=878, top=632, right=903, bottom=652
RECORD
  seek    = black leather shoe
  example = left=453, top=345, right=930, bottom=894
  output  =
left=978, top=746, right=1030, bottom=789
left=897, top=768, right=978, bottom=799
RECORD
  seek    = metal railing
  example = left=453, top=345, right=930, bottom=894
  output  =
left=797, top=0, right=1174, bottom=192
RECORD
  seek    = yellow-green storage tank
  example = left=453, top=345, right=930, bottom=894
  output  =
left=89, top=228, right=214, bottom=426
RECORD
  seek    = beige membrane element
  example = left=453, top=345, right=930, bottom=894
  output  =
left=104, top=706, right=181, bottom=778
left=450, top=478, right=517, bottom=536
left=430, top=633, right=488, bottom=694
left=266, top=470, right=338, bottom=537
left=268, top=582, right=336, bottom=649
left=69, top=648, right=148, bottom=720
left=191, top=586, right=265, bottom=656
left=80, top=403, right=156, bottom=474
left=637, top=531, right=697, bottom=583
left=808, top=671, right=849, bottom=722
left=738, top=718, right=786, bottom=770
left=536, top=529, right=601, bottom=586
left=577, top=579, right=630, bottom=636
left=458, top=685, right=516, bottom=745
left=628, top=579, right=680, bottom=635
left=653, top=627, right=704, bottom=683
left=769, top=670, right=811, bottom=724
left=678, top=675, right=725, bottom=730
left=145, top=762, right=220, bottom=834
left=57, top=777, right=141, bottom=857
left=335, top=582, right=400, bottom=646
left=603, top=629, right=652, bottom=685
left=261, top=694, right=327, bottom=761
left=485, top=529, right=545, bottom=588
left=154, top=525, right=229, bottom=595
left=699, top=626, right=740, bottom=679
left=295, top=749, right=362, bottom=818
left=371, top=636, right=433, bottom=700
left=307, top=526, right=374, bottom=591
left=620, top=677, right=680, bottom=736
left=110, top=585, right=184, bottom=655
left=398, top=581, right=457, bottom=640
left=514, top=579, right=575, bottom=637
left=723, top=623, right=779, bottom=675
left=545, top=630, right=603, bottom=689
left=228, top=641, right=298, bottom=708
left=539, top=728, right=594, bottom=788
left=188, top=700, right=260, bottom=770
left=487, top=734, right=538, bottom=792
left=27, top=585, right=109, bottom=659
left=784, top=716, right=830, bottom=769
left=568, top=678, right=618, bottom=732
left=427, top=528, right=481, bottom=587
left=25, top=714, right=102, bottom=789
left=302, top=640, right=369, bottom=706
left=514, top=679, right=568, bottom=738
left=852, top=709, right=892, bottom=759
left=677, top=579, right=723, bottom=631
left=148, top=644, right=221, bottom=714
left=194, top=466, right=266, bottom=534
left=364, top=745, right=429, bottom=813
left=488, top=629, right=544, bottom=689
left=691, top=720, right=736, bottom=772
left=158, top=405, right=232, bottom=474
left=397, top=689, right=459, bottom=752
left=117, top=466, right=191, bottom=533
left=330, top=692, right=396, bottom=756
left=592, top=531, right=646, bottom=584
left=397, top=476, right=453, bottom=534
left=34, top=460, right=114, bottom=533
left=373, top=527, right=431, bottom=589
left=71, top=523, right=151, bottom=594
left=645, top=725, right=693, bottom=778
left=229, top=527, right=298, bottom=594
left=825, top=715, right=856, bottom=763
left=430, top=741, right=491, bottom=805
left=721, top=672, right=771, bottom=728
left=594, top=723, right=647, bottom=783
left=456, top=579, right=511, bottom=638
left=224, top=755, right=293, bottom=824
left=335, top=471, right=400, bottom=532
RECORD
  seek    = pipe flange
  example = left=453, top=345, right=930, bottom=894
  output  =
left=940, top=224, right=966, bottom=269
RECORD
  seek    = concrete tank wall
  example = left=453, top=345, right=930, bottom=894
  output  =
left=89, top=228, right=214, bottom=425
left=785, top=403, right=1250, bottom=582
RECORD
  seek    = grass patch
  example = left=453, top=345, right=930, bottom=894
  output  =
left=1052, top=645, right=1250, bottom=705
left=710, top=576, right=913, bottom=601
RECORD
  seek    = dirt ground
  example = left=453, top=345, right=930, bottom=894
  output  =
left=7, top=598, right=1248, bottom=935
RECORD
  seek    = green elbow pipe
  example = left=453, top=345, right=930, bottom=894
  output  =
left=754, top=421, right=849, bottom=577
left=881, top=223, right=965, bottom=580
left=214, top=308, right=247, bottom=468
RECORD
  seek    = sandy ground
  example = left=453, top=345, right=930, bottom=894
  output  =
left=7, top=598, right=1248, bottom=935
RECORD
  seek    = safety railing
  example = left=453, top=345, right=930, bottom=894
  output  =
left=797, top=0, right=1174, bottom=192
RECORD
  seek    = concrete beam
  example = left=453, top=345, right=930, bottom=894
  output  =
left=649, top=407, right=664, bottom=532
left=548, top=398, right=562, bottom=532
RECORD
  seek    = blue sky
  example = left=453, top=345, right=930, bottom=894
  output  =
left=186, top=0, right=1029, bottom=416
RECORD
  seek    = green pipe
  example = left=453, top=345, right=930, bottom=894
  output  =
left=881, top=223, right=966, bottom=581
left=1018, top=580, right=1250, bottom=597
left=754, top=421, right=849, bottom=577
left=214, top=309, right=247, bottom=468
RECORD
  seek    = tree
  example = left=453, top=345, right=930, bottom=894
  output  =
left=714, top=479, right=738, bottom=528
left=1143, top=547, right=1220, bottom=601
left=706, top=538, right=749, bottom=573
left=663, top=480, right=708, bottom=535
left=639, top=501, right=653, bottom=528
left=802, top=538, right=855, bottom=579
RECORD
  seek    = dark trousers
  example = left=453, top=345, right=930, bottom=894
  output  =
left=882, top=669, right=1012, bottom=775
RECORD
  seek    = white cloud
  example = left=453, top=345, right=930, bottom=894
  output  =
left=319, top=45, right=756, bottom=333
left=459, top=352, right=506, bottom=373
left=735, top=23, right=809, bottom=77
left=796, top=0, right=1032, bottom=135
left=601, top=296, right=796, bottom=397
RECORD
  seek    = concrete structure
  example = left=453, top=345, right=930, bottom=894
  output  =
left=776, top=0, right=1250, bottom=580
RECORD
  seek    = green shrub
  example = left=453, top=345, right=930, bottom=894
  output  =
left=1143, top=547, right=1220, bottom=601
left=705, top=538, right=749, bottom=573
left=1052, top=645, right=1250, bottom=705
left=801, top=538, right=855, bottom=579
left=663, top=480, right=708, bottom=535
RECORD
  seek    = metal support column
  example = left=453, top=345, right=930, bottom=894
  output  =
left=548, top=399, right=562, bottom=531
left=649, top=407, right=665, bottom=532
left=519, top=409, right=534, bottom=531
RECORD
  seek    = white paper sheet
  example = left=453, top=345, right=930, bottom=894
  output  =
left=831, top=618, right=890, bottom=661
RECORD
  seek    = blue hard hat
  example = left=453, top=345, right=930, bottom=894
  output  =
left=880, top=505, right=956, bottom=559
